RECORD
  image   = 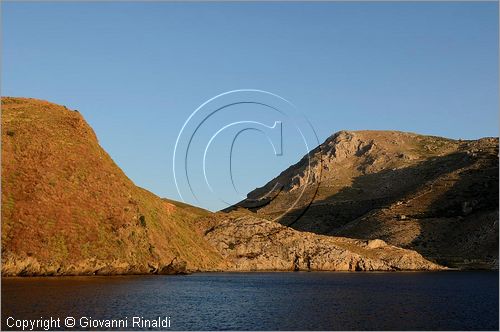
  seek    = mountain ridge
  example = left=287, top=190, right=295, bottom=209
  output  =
left=231, top=129, right=499, bottom=269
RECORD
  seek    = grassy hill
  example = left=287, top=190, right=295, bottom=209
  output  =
left=2, top=97, right=222, bottom=275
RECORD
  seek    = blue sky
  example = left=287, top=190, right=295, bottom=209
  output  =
left=3, top=2, right=498, bottom=211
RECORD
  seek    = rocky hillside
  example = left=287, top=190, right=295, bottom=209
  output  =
left=201, top=214, right=442, bottom=271
left=0, top=98, right=449, bottom=275
left=231, top=130, right=499, bottom=269
left=1, top=97, right=224, bottom=276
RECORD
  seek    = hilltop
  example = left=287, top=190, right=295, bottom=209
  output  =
left=230, top=130, right=499, bottom=269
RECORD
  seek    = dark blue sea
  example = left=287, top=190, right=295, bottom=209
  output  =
left=2, top=271, right=498, bottom=330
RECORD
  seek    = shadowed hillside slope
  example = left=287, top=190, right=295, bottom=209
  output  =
left=1, top=97, right=223, bottom=275
left=231, top=130, right=499, bottom=269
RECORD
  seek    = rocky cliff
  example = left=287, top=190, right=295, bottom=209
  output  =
left=232, top=130, right=499, bottom=269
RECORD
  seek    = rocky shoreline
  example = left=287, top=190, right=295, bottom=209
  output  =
left=2, top=215, right=446, bottom=277
left=202, top=215, right=444, bottom=273
left=1, top=255, right=192, bottom=277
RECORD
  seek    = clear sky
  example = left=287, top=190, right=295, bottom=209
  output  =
left=3, top=2, right=498, bottom=211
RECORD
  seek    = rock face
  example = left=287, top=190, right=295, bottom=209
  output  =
left=1, top=255, right=191, bottom=276
left=203, top=215, right=443, bottom=271
left=232, top=130, right=499, bottom=269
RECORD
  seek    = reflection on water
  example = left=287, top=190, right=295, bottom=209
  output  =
left=2, top=271, right=498, bottom=330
